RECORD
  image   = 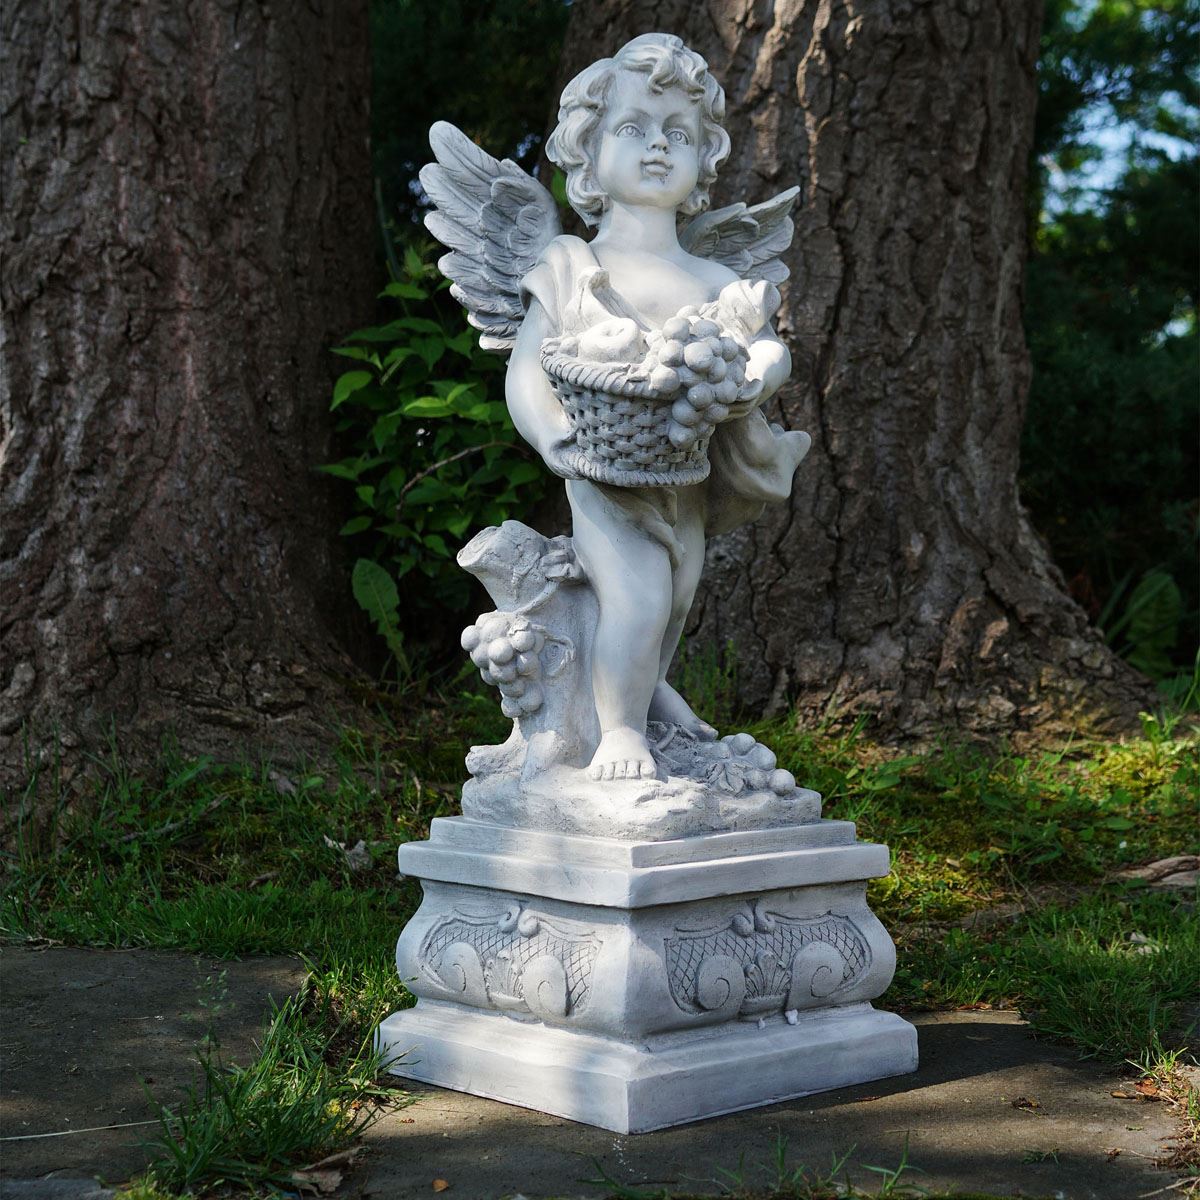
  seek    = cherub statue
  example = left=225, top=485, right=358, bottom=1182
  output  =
left=422, top=33, right=810, bottom=795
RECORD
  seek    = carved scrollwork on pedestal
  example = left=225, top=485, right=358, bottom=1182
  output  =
left=418, top=903, right=600, bottom=1020
left=665, top=900, right=870, bottom=1020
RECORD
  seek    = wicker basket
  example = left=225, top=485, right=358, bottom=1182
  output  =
left=540, top=349, right=712, bottom=488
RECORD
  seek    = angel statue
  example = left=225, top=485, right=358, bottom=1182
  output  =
left=422, top=32, right=812, bottom=831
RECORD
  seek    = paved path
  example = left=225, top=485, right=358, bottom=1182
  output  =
left=0, top=946, right=306, bottom=1189
left=0, top=947, right=1184, bottom=1199
left=364, top=1010, right=1179, bottom=1199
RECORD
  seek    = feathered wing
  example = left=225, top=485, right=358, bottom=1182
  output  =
left=419, top=121, right=562, bottom=353
left=679, top=186, right=801, bottom=285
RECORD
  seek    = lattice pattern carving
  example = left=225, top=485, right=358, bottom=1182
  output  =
left=664, top=902, right=869, bottom=1018
left=419, top=904, right=601, bottom=1017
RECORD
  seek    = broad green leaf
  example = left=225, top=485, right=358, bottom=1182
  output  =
left=444, top=330, right=477, bottom=358
left=381, top=346, right=415, bottom=368
left=445, top=381, right=479, bottom=407
left=412, top=336, right=446, bottom=369
left=332, top=370, right=373, bottom=410
left=316, top=461, right=365, bottom=481
left=371, top=409, right=407, bottom=450
left=507, top=462, right=541, bottom=485
left=444, top=512, right=472, bottom=538
left=403, top=244, right=424, bottom=278
left=402, top=396, right=454, bottom=417
left=1124, top=571, right=1182, bottom=679
left=351, top=558, right=408, bottom=670
left=332, top=346, right=380, bottom=365
left=380, top=281, right=427, bottom=300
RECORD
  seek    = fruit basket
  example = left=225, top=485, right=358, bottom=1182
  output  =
left=540, top=312, right=750, bottom=488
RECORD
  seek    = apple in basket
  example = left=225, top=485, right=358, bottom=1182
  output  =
left=576, top=318, right=647, bottom=364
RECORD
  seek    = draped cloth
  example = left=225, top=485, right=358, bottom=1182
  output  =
left=520, top=235, right=809, bottom=538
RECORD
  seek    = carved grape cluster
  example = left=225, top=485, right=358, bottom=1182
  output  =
left=642, top=310, right=749, bottom=451
left=461, top=613, right=546, bottom=718
left=712, top=732, right=797, bottom=795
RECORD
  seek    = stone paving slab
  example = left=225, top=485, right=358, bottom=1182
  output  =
left=361, top=1010, right=1179, bottom=1200
left=0, top=946, right=306, bottom=1187
left=0, top=947, right=1185, bottom=1199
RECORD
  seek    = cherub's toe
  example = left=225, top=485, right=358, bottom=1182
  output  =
left=602, top=761, right=616, bottom=781
left=696, top=722, right=718, bottom=741
left=589, top=763, right=603, bottom=781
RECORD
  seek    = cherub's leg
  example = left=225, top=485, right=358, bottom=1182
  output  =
left=648, top=496, right=717, bottom=738
left=568, top=481, right=672, bottom=781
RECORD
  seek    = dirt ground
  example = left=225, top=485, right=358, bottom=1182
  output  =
left=0, top=946, right=1189, bottom=1199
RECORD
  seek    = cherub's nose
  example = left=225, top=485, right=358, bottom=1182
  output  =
left=647, top=128, right=669, bottom=151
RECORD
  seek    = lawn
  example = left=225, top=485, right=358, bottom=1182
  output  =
left=2, top=696, right=1197, bottom=1197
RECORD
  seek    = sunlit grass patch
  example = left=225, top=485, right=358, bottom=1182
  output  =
left=893, top=889, right=1199, bottom=1063
left=138, top=989, right=406, bottom=1197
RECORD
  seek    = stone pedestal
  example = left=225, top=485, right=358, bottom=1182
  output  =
left=377, top=816, right=917, bottom=1133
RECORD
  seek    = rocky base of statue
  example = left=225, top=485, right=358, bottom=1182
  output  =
left=376, top=816, right=918, bottom=1133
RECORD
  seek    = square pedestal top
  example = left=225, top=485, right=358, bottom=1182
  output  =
left=398, top=817, right=889, bottom=907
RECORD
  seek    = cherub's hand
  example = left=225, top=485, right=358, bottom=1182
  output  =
left=725, top=371, right=765, bottom=418
left=535, top=413, right=585, bottom=480
left=724, top=334, right=789, bottom=419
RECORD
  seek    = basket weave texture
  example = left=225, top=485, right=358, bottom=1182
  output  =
left=540, top=351, right=711, bottom=488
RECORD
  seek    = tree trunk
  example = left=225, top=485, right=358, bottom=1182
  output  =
left=1, top=0, right=374, bottom=786
left=554, top=0, right=1154, bottom=743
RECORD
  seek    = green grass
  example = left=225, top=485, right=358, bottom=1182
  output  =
left=2, top=704, right=1197, bottom=1196
left=140, top=991, right=396, bottom=1196
left=891, top=891, right=1200, bottom=1058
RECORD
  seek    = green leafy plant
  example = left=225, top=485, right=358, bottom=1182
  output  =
left=323, top=241, right=548, bottom=646
left=351, top=557, right=409, bottom=676
left=1100, top=567, right=1186, bottom=680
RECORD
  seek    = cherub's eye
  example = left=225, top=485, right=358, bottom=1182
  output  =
left=616, top=122, right=642, bottom=138
left=667, top=129, right=690, bottom=144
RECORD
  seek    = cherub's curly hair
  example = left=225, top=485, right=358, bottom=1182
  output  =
left=546, top=33, right=731, bottom=227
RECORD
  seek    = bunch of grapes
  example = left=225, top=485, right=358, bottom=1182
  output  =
left=461, top=613, right=546, bottom=719
left=643, top=310, right=749, bottom=451
left=718, top=731, right=797, bottom=794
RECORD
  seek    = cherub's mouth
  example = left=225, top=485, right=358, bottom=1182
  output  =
left=642, top=158, right=672, bottom=179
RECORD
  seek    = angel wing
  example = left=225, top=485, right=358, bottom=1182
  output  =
left=679, top=186, right=800, bottom=285
left=419, top=121, right=562, bottom=353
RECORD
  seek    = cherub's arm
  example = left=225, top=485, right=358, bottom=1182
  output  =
left=505, top=297, right=579, bottom=478
left=748, top=325, right=792, bottom=401
left=727, top=324, right=791, bottom=419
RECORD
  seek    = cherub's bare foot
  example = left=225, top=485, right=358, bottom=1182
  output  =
left=587, top=727, right=659, bottom=781
left=648, top=681, right=718, bottom=740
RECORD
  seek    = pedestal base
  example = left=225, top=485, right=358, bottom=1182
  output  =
left=378, top=817, right=917, bottom=1132
left=378, top=999, right=916, bottom=1134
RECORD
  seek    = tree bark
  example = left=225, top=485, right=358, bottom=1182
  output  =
left=554, top=0, right=1154, bottom=743
left=1, top=0, right=374, bottom=785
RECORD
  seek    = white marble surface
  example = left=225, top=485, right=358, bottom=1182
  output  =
left=378, top=1001, right=917, bottom=1134
left=398, top=817, right=886, bottom=907
left=380, top=816, right=918, bottom=1129
left=378, top=33, right=916, bottom=1131
left=423, top=33, right=811, bottom=802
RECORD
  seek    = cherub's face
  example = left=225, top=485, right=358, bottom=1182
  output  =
left=593, top=69, right=701, bottom=213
